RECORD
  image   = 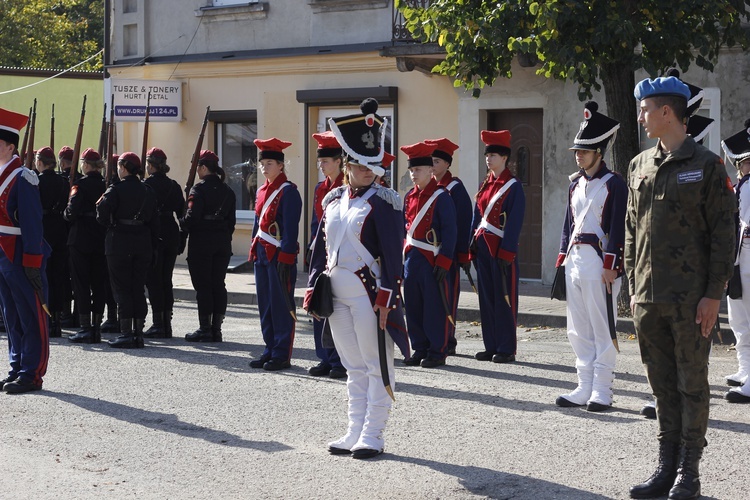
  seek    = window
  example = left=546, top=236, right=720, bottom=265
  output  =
left=211, top=111, right=258, bottom=220
left=123, top=24, right=138, bottom=57
left=123, top=0, right=137, bottom=13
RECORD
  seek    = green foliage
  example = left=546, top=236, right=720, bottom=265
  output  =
left=0, top=0, right=103, bottom=71
left=398, top=0, right=750, bottom=98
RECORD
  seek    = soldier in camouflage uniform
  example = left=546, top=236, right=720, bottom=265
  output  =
left=626, top=76, right=736, bottom=500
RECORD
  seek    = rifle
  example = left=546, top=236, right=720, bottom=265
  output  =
left=141, top=92, right=151, bottom=176
left=184, top=106, right=211, bottom=211
left=49, top=103, right=55, bottom=152
left=24, top=99, right=37, bottom=170
left=105, top=94, right=116, bottom=184
left=19, top=107, right=31, bottom=159
left=98, top=102, right=108, bottom=157
left=70, top=95, right=87, bottom=188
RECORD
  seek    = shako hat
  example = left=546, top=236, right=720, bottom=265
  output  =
left=634, top=76, right=690, bottom=101
left=721, top=119, right=750, bottom=166
left=0, top=107, right=29, bottom=148
left=569, top=101, right=620, bottom=154
left=425, top=138, right=458, bottom=165
left=481, top=130, right=511, bottom=156
left=254, top=138, right=291, bottom=162
left=328, top=98, right=388, bottom=176
left=665, top=68, right=704, bottom=117
left=401, top=142, right=435, bottom=168
left=312, top=131, right=342, bottom=158
left=686, top=115, right=715, bottom=145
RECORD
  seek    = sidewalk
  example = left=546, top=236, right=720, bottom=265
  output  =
left=171, top=264, right=733, bottom=342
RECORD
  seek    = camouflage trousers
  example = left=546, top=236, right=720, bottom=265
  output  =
left=634, top=302, right=711, bottom=448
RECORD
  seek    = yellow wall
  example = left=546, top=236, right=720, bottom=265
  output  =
left=108, top=51, right=459, bottom=261
left=0, top=73, right=104, bottom=154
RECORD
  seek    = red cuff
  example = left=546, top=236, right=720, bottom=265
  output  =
left=496, top=248, right=515, bottom=262
left=457, top=252, right=471, bottom=264
left=556, top=253, right=566, bottom=268
left=602, top=252, right=617, bottom=270
left=436, top=254, right=453, bottom=270
left=303, top=288, right=313, bottom=310
left=277, top=251, right=296, bottom=265
left=23, top=253, right=43, bottom=268
left=376, top=287, right=394, bottom=308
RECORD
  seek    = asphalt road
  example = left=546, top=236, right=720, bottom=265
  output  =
left=1, top=300, right=748, bottom=499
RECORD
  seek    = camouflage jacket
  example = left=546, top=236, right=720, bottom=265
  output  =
left=625, top=136, right=736, bottom=304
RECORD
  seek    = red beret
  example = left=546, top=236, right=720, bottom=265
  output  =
left=381, top=151, right=395, bottom=168
left=255, top=137, right=292, bottom=162
left=36, top=146, right=55, bottom=161
left=199, top=149, right=219, bottom=163
left=146, top=147, right=167, bottom=161
left=119, top=152, right=141, bottom=169
left=81, top=148, right=101, bottom=162
left=58, top=146, right=74, bottom=160
left=481, top=130, right=511, bottom=150
left=400, top=142, right=435, bottom=168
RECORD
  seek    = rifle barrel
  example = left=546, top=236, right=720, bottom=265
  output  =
left=184, top=106, right=211, bottom=212
left=70, top=95, right=88, bottom=188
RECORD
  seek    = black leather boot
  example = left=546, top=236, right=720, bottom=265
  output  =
left=163, top=309, right=173, bottom=338
left=49, top=312, right=62, bottom=338
left=92, top=313, right=103, bottom=344
left=185, top=315, right=213, bottom=342
left=133, top=318, right=145, bottom=348
left=211, top=314, right=224, bottom=342
left=108, top=319, right=137, bottom=348
left=143, top=311, right=167, bottom=338
left=69, top=314, right=96, bottom=343
left=668, top=446, right=703, bottom=500
left=630, top=441, right=680, bottom=499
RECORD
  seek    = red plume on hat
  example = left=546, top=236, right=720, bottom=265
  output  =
left=199, top=149, right=219, bottom=163
left=0, top=107, right=29, bottom=147
left=58, top=146, right=74, bottom=160
left=81, top=148, right=101, bottom=162
left=254, top=138, right=292, bottom=162
left=400, top=142, right=435, bottom=168
left=381, top=151, right=396, bottom=168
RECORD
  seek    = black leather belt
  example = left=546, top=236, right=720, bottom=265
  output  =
left=117, top=219, right=144, bottom=226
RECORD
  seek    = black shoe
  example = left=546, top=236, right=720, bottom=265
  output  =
left=0, top=374, right=18, bottom=391
left=308, top=362, right=331, bottom=377
left=185, top=328, right=214, bottom=342
left=3, top=378, right=42, bottom=394
left=352, top=448, right=383, bottom=459
left=68, top=328, right=99, bottom=344
left=629, top=441, right=679, bottom=499
left=328, top=367, right=347, bottom=379
left=586, top=401, right=611, bottom=412
left=555, top=396, right=584, bottom=408
left=726, top=377, right=744, bottom=387
left=640, top=404, right=657, bottom=419
left=143, top=325, right=167, bottom=338
left=475, top=351, right=494, bottom=361
left=725, top=390, right=750, bottom=403
left=492, top=353, right=516, bottom=363
left=250, top=355, right=271, bottom=369
left=328, top=446, right=351, bottom=455
left=420, top=357, right=446, bottom=368
left=263, top=359, right=291, bottom=371
left=403, top=353, right=426, bottom=366
left=108, top=334, right=144, bottom=349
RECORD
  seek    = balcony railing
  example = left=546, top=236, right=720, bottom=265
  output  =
left=392, top=1, right=432, bottom=43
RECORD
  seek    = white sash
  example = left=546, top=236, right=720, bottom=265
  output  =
left=328, top=188, right=377, bottom=270
left=255, top=182, right=290, bottom=247
left=0, top=168, right=23, bottom=236
left=564, top=173, right=613, bottom=262
left=477, top=178, right=517, bottom=237
left=445, top=179, right=459, bottom=192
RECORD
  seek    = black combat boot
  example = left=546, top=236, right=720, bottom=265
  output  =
left=185, top=315, right=213, bottom=342
left=163, top=309, right=173, bottom=338
left=211, top=314, right=224, bottom=342
left=100, top=312, right=120, bottom=333
left=92, top=313, right=103, bottom=343
left=49, top=312, right=62, bottom=338
left=630, top=440, right=680, bottom=499
left=143, top=311, right=166, bottom=338
left=108, top=318, right=136, bottom=348
left=668, top=446, right=703, bottom=500
left=68, top=314, right=96, bottom=343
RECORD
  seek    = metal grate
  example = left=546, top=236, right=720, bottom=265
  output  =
left=392, top=1, right=432, bottom=43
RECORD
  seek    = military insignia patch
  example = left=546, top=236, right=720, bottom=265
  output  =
left=676, top=170, right=703, bottom=184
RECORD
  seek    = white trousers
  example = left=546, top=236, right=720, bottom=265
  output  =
left=565, top=268, right=620, bottom=405
left=328, top=270, right=394, bottom=452
left=727, top=244, right=750, bottom=392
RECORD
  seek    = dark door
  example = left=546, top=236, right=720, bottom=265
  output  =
left=487, top=109, right=543, bottom=279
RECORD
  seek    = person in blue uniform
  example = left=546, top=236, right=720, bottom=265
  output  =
left=305, top=98, right=410, bottom=458
left=426, top=138, right=473, bottom=355
left=181, top=150, right=236, bottom=343
left=96, top=152, right=158, bottom=348
left=307, top=131, right=346, bottom=379
left=249, top=138, right=302, bottom=371
left=65, top=148, right=107, bottom=344
left=401, top=141, right=457, bottom=368
left=142, top=147, right=185, bottom=339
left=35, top=146, right=69, bottom=338
left=0, top=107, right=50, bottom=394
left=471, top=130, right=526, bottom=363
left=555, top=101, right=627, bottom=412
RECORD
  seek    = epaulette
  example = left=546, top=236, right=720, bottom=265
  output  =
left=374, top=184, right=403, bottom=211
left=322, top=186, right=346, bottom=209
left=21, top=168, right=39, bottom=186
left=568, top=170, right=583, bottom=182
